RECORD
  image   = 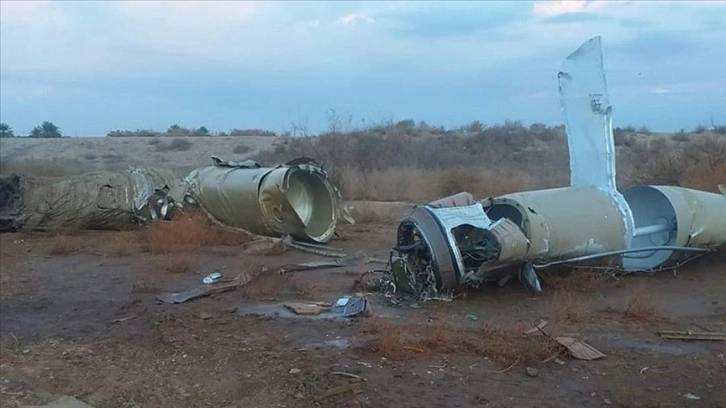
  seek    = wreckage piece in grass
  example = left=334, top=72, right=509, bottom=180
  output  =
left=391, top=36, right=726, bottom=298
left=0, top=157, right=353, bottom=243
left=182, top=156, right=354, bottom=243
left=0, top=168, right=183, bottom=232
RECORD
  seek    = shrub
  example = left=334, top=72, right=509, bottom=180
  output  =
left=693, top=125, right=708, bottom=134
left=105, top=231, right=141, bottom=257
left=226, top=128, right=277, bottom=137
left=29, top=121, right=62, bottom=138
left=613, top=128, right=633, bottom=146
left=637, top=126, right=652, bottom=135
left=361, top=317, right=558, bottom=366
left=155, top=138, right=193, bottom=152
left=233, top=144, right=251, bottom=154
left=154, top=253, right=194, bottom=273
left=0, top=122, right=14, bottom=138
left=144, top=211, right=251, bottom=254
left=108, top=129, right=160, bottom=137
left=670, top=133, right=690, bottom=143
left=49, top=236, right=84, bottom=255
left=624, top=284, right=663, bottom=323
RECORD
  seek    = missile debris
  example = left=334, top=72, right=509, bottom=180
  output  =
left=388, top=36, right=726, bottom=298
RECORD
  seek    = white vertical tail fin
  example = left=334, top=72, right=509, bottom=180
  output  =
left=558, top=36, right=617, bottom=190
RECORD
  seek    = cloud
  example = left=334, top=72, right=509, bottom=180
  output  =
left=111, top=1, right=261, bottom=60
left=336, top=13, right=375, bottom=25
left=611, top=31, right=704, bottom=61
left=532, top=1, right=610, bottom=17
left=0, top=2, right=116, bottom=76
left=382, top=2, right=529, bottom=38
left=650, top=87, right=672, bottom=95
left=0, top=0, right=54, bottom=24
left=543, top=12, right=608, bottom=24
left=1, top=1, right=725, bottom=134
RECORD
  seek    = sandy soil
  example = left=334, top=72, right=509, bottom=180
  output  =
left=0, top=221, right=725, bottom=408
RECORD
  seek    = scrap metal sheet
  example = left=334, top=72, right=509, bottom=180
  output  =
left=558, top=36, right=617, bottom=190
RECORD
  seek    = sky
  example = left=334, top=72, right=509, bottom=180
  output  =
left=1, top=0, right=725, bottom=136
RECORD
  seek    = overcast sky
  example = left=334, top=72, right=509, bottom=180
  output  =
left=1, top=0, right=725, bottom=136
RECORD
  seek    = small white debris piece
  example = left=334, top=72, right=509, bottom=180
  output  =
left=680, top=393, right=701, bottom=401
left=202, top=271, right=223, bottom=284
left=335, top=297, right=351, bottom=307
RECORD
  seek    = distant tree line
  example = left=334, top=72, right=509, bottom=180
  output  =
left=106, top=125, right=277, bottom=137
left=0, top=121, right=63, bottom=138
left=0, top=120, right=724, bottom=139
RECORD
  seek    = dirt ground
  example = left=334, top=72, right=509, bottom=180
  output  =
left=1, top=221, right=725, bottom=408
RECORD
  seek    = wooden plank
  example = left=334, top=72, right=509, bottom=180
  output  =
left=284, top=302, right=328, bottom=315
left=555, top=336, right=606, bottom=360
left=524, top=319, right=548, bottom=335
left=658, top=330, right=726, bottom=341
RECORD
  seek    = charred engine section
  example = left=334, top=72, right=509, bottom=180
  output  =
left=392, top=204, right=529, bottom=298
left=394, top=207, right=458, bottom=298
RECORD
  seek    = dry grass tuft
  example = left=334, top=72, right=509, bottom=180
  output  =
left=337, top=166, right=530, bottom=203
left=545, top=290, right=591, bottom=325
left=361, top=317, right=557, bottom=367
left=154, top=253, right=195, bottom=274
left=465, top=324, right=558, bottom=367
left=48, top=236, right=84, bottom=255
left=542, top=269, right=610, bottom=294
left=624, top=284, right=663, bottom=323
left=436, top=167, right=531, bottom=199
left=365, top=317, right=417, bottom=359
left=145, top=211, right=251, bottom=254
left=683, top=163, right=726, bottom=193
left=104, top=231, right=141, bottom=257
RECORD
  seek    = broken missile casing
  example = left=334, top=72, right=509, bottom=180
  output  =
left=2, top=168, right=181, bottom=231
left=184, top=161, right=342, bottom=243
left=485, top=186, right=627, bottom=259
left=622, top=185, right=726, bottom=270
